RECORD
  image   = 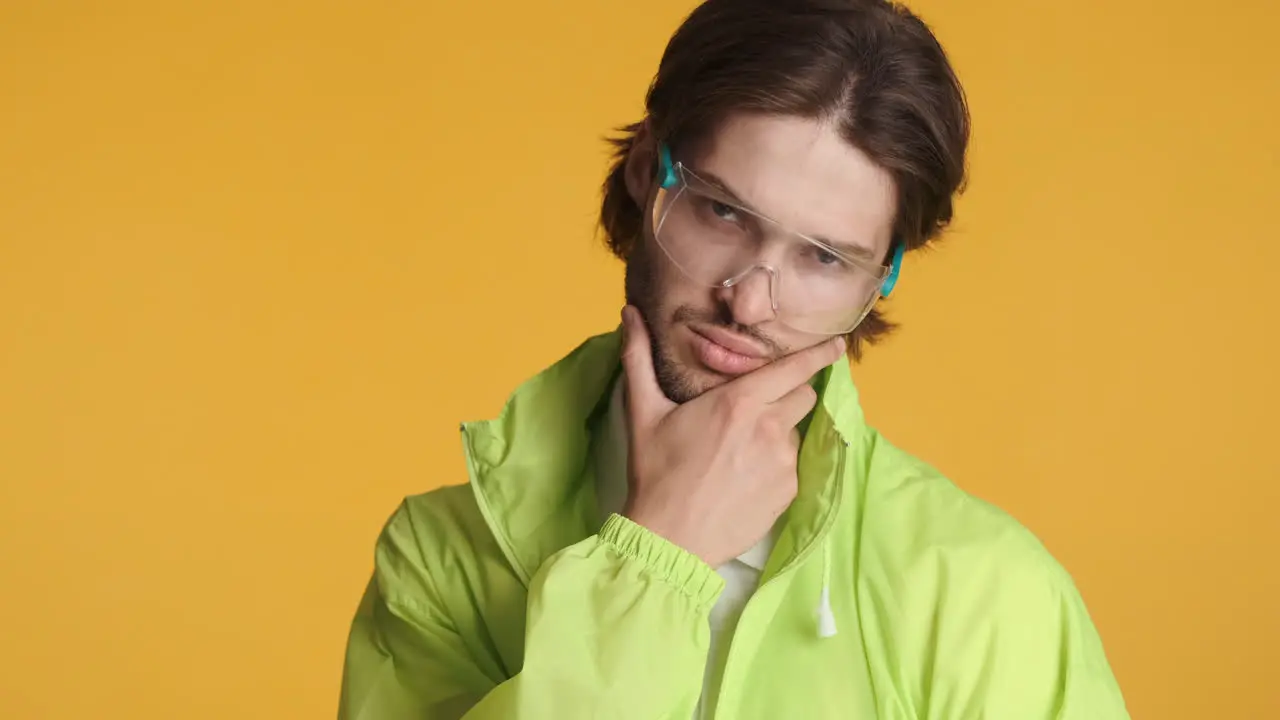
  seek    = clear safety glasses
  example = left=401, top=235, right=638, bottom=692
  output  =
left=650, top=145, right=903, bottom=336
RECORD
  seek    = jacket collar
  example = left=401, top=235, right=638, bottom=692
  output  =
left=461, top=328, right=866, bottom=586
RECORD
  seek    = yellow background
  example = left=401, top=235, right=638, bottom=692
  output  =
left=2, top=1, right=1276, bottom=717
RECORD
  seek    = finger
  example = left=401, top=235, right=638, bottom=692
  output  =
left=736, top=336, right=846, bottom=403
left=619, top=306, right=674, bottom=425
left=769, top=382, right=819, bottom=427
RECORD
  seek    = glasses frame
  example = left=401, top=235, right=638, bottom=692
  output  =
left=651, top=143, right=905, bottom=336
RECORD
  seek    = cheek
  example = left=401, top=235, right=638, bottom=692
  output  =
left=638, top=247, right=689, bottom=313
left=659, top=274, right=701, bottom=310
left=787, top=334, right=831, bottom=356
left=625, top=239, right=681, bottom=331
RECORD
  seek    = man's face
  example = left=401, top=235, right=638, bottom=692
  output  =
left=625, top=113, right=898, bottom=403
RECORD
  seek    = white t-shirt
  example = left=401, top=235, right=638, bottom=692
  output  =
left=592, top=380, right=776, bottom=715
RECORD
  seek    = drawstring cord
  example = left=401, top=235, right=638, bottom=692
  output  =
left=816, top=539, right=838, bottom=638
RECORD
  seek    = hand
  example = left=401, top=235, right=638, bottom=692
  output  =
left=618, top=306, right=846, bottom=568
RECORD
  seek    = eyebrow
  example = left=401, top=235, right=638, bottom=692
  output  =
left=690, top=166, right=882, bottom=264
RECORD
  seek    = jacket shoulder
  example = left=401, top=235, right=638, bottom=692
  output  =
left=855, top=430, right=1127, bottom=716
left=374, top=483, right=528, bottom=677
left=859, top=429, right=1069, bottom=584
left=375, top=483, right=505, bottom=604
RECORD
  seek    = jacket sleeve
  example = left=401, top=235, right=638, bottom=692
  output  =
left=339, top=512, right=725, bottom=720
left=920, top=556, right=1130, bottom=720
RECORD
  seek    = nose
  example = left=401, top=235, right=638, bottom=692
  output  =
left=716, top=266, right=777, bottom=327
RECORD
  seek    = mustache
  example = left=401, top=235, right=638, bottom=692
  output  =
left=671, top=305, right=787, bottom=357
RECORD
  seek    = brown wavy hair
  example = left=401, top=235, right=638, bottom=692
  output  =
left=599, top=0, right=970, bottom=358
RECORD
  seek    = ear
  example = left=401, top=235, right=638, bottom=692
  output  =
left=624, top=120, right=657, bottom=208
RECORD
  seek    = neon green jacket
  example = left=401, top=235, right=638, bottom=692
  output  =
left=339, top=330, right=1129, bottom=719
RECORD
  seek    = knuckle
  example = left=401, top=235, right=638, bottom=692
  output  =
left=753, top=413, right=778, bottom=439
left=831, top=338, right=846, bottom=360
left=799, top=385, right=818, bottom=406
left=818, top=343, right=841, bottom=367
left=763, top=414, right=788, bottom=439
left=718, top=391, right=750, bottom=419
left=712, top=397, right=734, bottom=424
left=782, top=446, right=800, bottom=470
left=774, top=433, right=798, bottom=460
left=773, top=473, right=798, bottom=503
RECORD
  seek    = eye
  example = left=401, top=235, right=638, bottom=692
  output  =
left=709, top=200, right=740, bottom=223
left=813, top=247, right=841, bottom=266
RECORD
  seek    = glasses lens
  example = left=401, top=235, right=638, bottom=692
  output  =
left=776, top=242, right=884, bottom=334
left=651, top=171, right=887, bottom=335
left=652, top=183, right=751, bottom=286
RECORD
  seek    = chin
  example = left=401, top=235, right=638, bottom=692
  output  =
left=651, top=332, right=730, bottom=403
left=682, top=364, right=734, bottom=393
left=662, top=370, right=725, bottom=405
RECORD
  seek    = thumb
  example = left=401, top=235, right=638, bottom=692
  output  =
left=620, top=306, right=672, bottom=425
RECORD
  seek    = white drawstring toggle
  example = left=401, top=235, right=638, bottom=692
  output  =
left=816, top=541, right=838, bottom=638
left=816, top=586, right=838, bottom=638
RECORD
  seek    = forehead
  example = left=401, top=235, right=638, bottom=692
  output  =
left=687, top=114, right=898, bottom=257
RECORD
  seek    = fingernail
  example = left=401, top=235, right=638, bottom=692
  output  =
left=835, top=336, right=847, bottom=353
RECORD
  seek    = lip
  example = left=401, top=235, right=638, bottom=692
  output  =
left=689, top=325, right=772, bottom=376
left=694, top=325, right=770, bottom=358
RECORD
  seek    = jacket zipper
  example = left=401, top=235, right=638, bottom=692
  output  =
left=707, top=439, right=848, bottom=719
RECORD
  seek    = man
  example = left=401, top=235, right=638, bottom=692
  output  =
left=340, top=1, right=1129, bottom=717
